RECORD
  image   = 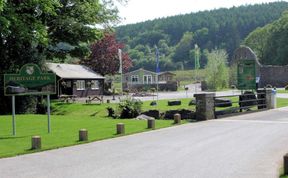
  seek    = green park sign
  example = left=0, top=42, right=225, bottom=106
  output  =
left=4, top=64, right=56, bottom=96
left=237, top=60, right=256, bottom=90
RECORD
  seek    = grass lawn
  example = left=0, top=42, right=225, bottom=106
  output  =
left=142, top=98, right=195, bottom=112
left=277, top=98, right=288, bottom=108
left=277, top=89, right=288, bottom=94
left=1, top=96, right=288, bottom=159
left=0, top=99, right=191, bottom=158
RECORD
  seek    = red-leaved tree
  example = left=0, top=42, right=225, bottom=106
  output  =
left=83, top=33, right=132, bottom=76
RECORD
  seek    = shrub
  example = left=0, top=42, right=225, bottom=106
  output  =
left=36, top=98, right=47, bottom=114
left=118, top=97, right=143, bottom=118
left=285, top=85, right=288, bottom=90
left=106, top=107, right=117, bottom=118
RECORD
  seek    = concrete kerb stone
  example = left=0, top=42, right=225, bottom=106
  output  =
left=174, top=113, right=181, bottom=124
left=31, top=136, right=41, bottom=150
left=79, top=129, right=88, bottom=141
left=147, top=119, right=155, bottom=129
left=116, top=123, right=125, bottom=135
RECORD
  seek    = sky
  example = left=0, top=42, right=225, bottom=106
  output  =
left=117, top=0, right=283, bottom=25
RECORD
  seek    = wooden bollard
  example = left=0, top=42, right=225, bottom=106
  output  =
left=31, top=136, right=41, bottom=150
left=147, top=119, right=155, bottom=129
left=174, top=113, right=181, bottom=124
left=284, top=153, right=288, bottom=175
left=116, top=123, right=125, bottom=134
left=79, top=129, right=88, bottom=141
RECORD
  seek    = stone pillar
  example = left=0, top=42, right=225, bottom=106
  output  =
left=116, top=123, right=125, bottom=134
left=194, top=93, right=215, bottom=121
left=174, top=113, right=181, bottom=124
left=147, top=119, right=155, bottom=129
left=79, top=129, right=88, bottom=141
left=31, top=136, right=41, bottom=150
left=265, top=89, right=274, bottom=109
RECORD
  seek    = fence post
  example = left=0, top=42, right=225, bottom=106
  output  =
left=194, top=93, right=215, bottom=121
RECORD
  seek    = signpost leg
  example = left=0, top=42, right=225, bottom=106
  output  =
left=12, top=95, right=16, bottom=136
left=47, top=95, right=51, bottom=133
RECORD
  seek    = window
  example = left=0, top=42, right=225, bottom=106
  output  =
left=76, top=80, right=85, bottom=90
left=131, top=75, right=139, bottom=83
left=143, top=75, right=152, bottom=84
left=91, top=80, right=99, bottom=90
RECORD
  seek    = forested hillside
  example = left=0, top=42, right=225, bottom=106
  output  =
left=115, top=1, right=288, bottom=71
left=244, top=11, right=288, bottom=65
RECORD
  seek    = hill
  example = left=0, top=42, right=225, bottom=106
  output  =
left=115, top=2, right=288, bottom=71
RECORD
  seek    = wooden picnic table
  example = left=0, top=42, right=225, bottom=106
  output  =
left=86, top=95, right=103, bottom=104
left=59, top=95, right=77, bottom=103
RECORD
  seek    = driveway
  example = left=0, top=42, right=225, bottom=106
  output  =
left=1, top=108, right=288, bottom=178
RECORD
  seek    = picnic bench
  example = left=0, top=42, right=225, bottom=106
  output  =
left=86, top=95, right=103, bottom=104
left=59, top=95, right=76, bottom=103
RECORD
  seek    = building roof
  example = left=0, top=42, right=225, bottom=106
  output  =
left=158, top=71, right=176, bottom=76
left=124, top=68, right=155, bottom=75
left=125, top=68, right=175, bottom=76
left=46, top=63, right=105, bottom=79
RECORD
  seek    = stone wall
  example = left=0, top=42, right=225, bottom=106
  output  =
left=260, top=65, right=288, bottom=87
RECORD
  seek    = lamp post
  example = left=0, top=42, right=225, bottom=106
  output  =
left=118, top=49, right=123, bottom=96
left=194, top=44, right=200, bottom=93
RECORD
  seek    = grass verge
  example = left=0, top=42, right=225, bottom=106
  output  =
left=0, top=99, right=191, bottom=158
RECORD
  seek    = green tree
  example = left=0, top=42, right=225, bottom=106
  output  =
left=244, top=25, right=272, bottom=61
left=172, top=32, right=194, bottom=66
left=47, top=0, right=120, bottom=61
left=204, top=49, right=229, bottom=90
left=0, top=0, right=120, bottom=114
left=244, top=11, right=288, bottom=65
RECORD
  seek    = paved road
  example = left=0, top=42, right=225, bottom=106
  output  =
left=1, top=108, right=288, bottom=178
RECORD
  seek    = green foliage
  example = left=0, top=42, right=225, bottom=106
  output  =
left=245, top=11, right=288, bottom=65
left=244, top=26, right=272, bottom=61
left=172, top=32, right=194, bottom=64
left=116, top=2, right=288, bottom=71
left=229, top=65, right=237, bottom=86
left=0, top=0, right=120, bottom=114
left=47, top=0, right=119, bottom=61
left=118, top=97, right=143, bottom=118
left=204, top=49, right=229, bottom=90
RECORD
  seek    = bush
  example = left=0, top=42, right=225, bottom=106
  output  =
left=36, top=99, right=47, bottom=114
left=285, top=85, right=288, bottom=90
left=106, top=107, right=117, bottom=118
left=118, top=97, right=143, bottom=118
